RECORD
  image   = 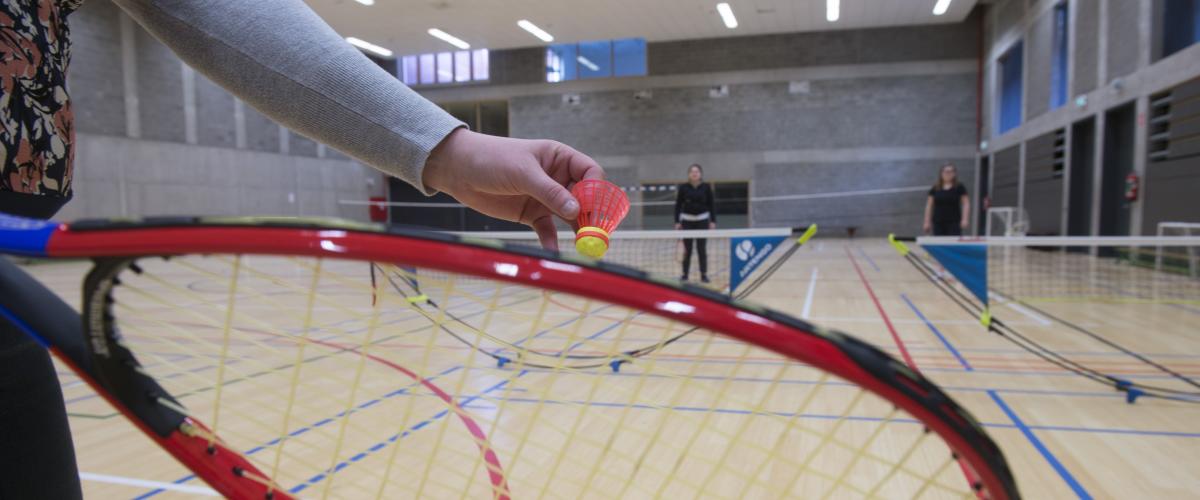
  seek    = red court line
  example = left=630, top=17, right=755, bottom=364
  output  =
left=306, top=337, right=511, bottom=500
left=845, top=246, right=984, bottom=495
left=845, top=246, right=917, bottom=369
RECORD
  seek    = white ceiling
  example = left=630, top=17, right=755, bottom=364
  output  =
left=306, top=0, right=979, bottom=57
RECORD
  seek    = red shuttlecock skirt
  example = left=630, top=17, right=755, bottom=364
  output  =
left=570, top=179, right=630, bottom=258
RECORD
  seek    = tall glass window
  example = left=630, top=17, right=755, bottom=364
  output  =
left=998, top=42, right=1024, bottom=134
left=546, top=38, right=646, bottom=82
left=1049, top=3, right=1069, bottom=110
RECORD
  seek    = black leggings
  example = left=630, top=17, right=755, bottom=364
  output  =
left=0, top=193, right=82, bottom=499
left=932, top=221, right=963, bottom=236
left=680, top=220, right=709, bottom=278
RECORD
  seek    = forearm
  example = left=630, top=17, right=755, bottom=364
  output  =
left=112, top=0, right=462, bottom=194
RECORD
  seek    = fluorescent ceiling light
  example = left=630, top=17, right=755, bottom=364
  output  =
left=353, top=0, right=374, bottom=5
left=576, top=56, right=599, bottom=71
left=346, top=37, right=392, bottom=57
left=716, top=3, right=738, bottom=28
left=517, top=19, right=554, bottom=42
left=933, top=0, right=952, bottom=15
left=428, top=28, right=470, bottom=50
left=826, top=0, right=839, bottom=22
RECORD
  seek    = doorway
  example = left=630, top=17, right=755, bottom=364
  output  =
left=1067, top=117, right=1095, bottom=236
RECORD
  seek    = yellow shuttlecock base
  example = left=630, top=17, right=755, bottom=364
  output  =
left=575, top=226, right=610, bottom=259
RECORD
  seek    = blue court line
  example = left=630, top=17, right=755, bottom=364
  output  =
left=285, top=302, right=628, bottom=494
left=855, top=245, right=881, bottom=272
left=454, top=395, right=1200, bottom=439
left=900, top=293, right=973, bottom=371
left=510, top=334, right=1200, bottom=359
left=554, top=352, right=1200, bottom=380
left=495, top=364, right=1200, bottom=404
left=286, top=304, right=627, bottom=494
left=989, top=390, right=1093, bottom=499
left=138, top=364, right=465, bottom=499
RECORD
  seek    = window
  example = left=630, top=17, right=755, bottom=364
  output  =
left=546, top=38, right=647, bottom=82
left=400, top=49, right=489, bottom=86
left=613, top=38, right=647, bottom=77
left=577, top=40, right=613, bottom=79
left=998, top=42, right=1024, bottom=134
left=1162, top=0, right=1200, bottom=58
left=1050, top=3, right=1069, bottom=110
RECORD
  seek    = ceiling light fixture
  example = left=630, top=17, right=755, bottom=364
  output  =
left=428, top=28, right=470, bottom=50
left=517, top=20, right=554, bottom=42
left=716, top=3, right=738, bottom=29
left=346, top=37, right=392, bottom=58
left=826, top=0, right=839, bottom=22
left=352, top=0, right=374, bottom=5
left=933, top=0, right=952, bottom=15
left=576, top=56, right=599, bottom=71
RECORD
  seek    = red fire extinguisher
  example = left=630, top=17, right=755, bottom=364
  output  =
left=1123, top=173, right=1139, bottom=202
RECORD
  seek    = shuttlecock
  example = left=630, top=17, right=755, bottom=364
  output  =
left=571, top=179, right=630, bottom=259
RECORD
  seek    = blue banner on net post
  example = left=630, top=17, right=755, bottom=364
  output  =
left=729, top=235, right=789, bottom=294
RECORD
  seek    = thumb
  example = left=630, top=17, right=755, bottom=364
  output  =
left=520, top=166, right=580, bottom=220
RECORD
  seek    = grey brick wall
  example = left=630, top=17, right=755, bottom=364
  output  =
left=1026, top=9, right=1054, bottom=120
left=487, top=48, right=545, bottom=85
left=511, top=73, right=977, bottom=156
left=290, top=131, right=319, bottom=157
left=194, top=73, right=236, bottom=148
left=752, top=159, right=974, bottom=235
left=243, top=107, right=281, bottom=153
left=1106, top=0, right=1142, bottom=80
left=135, top=29, right=186, bottom=143
left=68, top=0, right=126, bottom=136
left=649, top=17, right=979, bottom=76
left=994, top=0, right=1025, bottom=39
left=1073, top=0, right=1099, bottom=96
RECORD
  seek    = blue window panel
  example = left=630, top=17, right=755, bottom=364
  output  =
left=998, top=42, right=1024, bottom=134
left=418, top=54, right=435, bottom=85
left=472, top=49, right=489, bottom=81
left=401, top=56, right=418, bottom=85
left=1050, top=4, right=1069, bottom=110
left=1163, top=0, right=1199, bottom=58
left=546, top=44, right=577, bottom=82
left=577, top=40, right=613, bottom=79
left=613, top=38, right=647, bottom=77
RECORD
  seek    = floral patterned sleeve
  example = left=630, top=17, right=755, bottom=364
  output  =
left=0, top=0, right=83, bottom=199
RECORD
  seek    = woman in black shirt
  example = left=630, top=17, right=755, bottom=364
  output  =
left=923, top=163, right=971, bottom=236
left=675, top=164, right=716, bottom=282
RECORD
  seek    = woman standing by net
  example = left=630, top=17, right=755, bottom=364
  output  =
left=675, top=164, right=716, bottom=282
left=923, top=162, right=971, bottom=236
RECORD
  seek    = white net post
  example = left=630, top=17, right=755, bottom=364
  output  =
left=985, top=207, right=1029, bottom=237
left=1157, top=222, right=1200, bottom=278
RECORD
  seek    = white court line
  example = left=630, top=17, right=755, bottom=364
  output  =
left=79, top=472, right=219, bottom=496
left=1002, top=301, right=1052, bottom=326
left=989, top=292, right=1052, bottom=326
left=801, top=267, right=818, bottom=319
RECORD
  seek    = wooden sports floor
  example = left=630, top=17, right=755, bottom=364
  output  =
left=22, top=238, right=1200, bottom=498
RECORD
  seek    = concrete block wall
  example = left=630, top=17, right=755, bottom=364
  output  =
left=1072, top=0, right=1099, bottom=97
left=1025, top=9, right=1054, bottom=121
left=420, top=19, right=983, bottom=235
left=63, top=0, right=378, bottom=221
left=981, top=0, right=1200, bottom=236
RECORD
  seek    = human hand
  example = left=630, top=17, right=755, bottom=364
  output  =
left=923, top=221, right=932, bottom=234
left=674, top=223, right=682, bottom=230
left=960, top=219, right=969, bottom=230
left=709, top=222, right=716, bottom=230
left=423, top=129, right=604, bottom=250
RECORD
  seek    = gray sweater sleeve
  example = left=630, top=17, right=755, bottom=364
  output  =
left=109, top=0, right=463, bottom=195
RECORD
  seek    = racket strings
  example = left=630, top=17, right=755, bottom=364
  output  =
left=103, top=254, right=978, bottom=498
